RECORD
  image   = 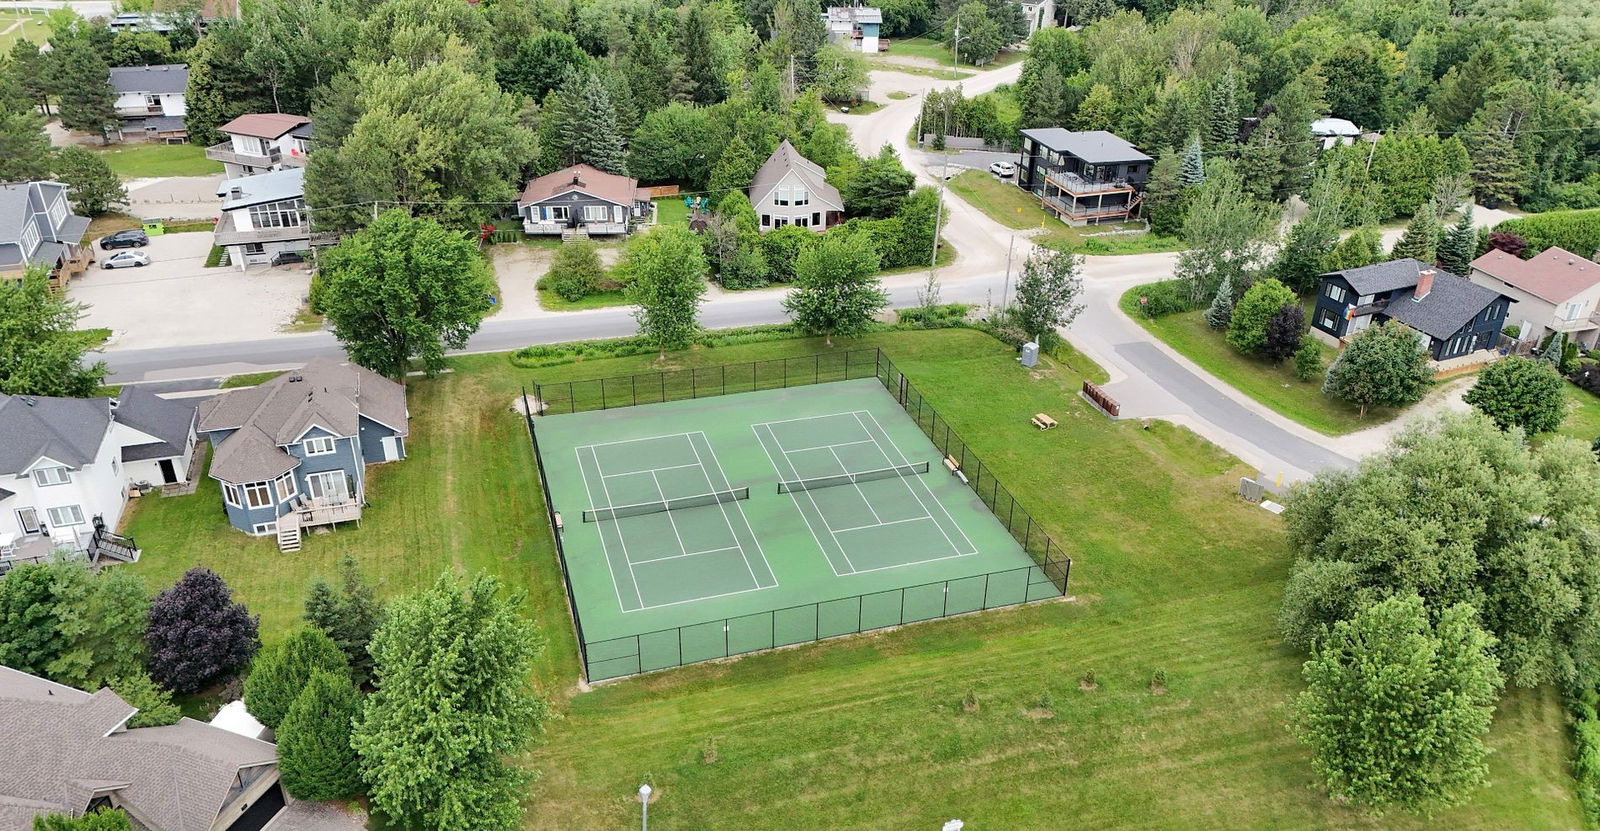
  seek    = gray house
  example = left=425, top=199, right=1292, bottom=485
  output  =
left=517, top=164, right=651, bottom=238
left=1016, top=128, right=1151, bottom=225
left=0, top=181, right=92, bottom=290
left=1309, top=258, right=1515, bottom=365
left=108, top=64, right=188, bottom=142
left=196, top=358, right=408, bottom=551
left=749, top=140, right=844, bottom=233
left=0, top=666, right=284, bottom=831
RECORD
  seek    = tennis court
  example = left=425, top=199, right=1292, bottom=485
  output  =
left=531, top=371, right=1066, bottom=680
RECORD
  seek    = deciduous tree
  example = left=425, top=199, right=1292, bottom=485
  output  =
left=32, top=808, right=133, bottom=830
left=1294, top=595, right=1501, bottom=813
left=1263, top=303, right=1306, bottom=363
left=244, top=628, right=349, bottom=729
left=146, top=569, right=259, bottom=695
left=318, top=209, right=494, bottom=378
left=1174, top=164, right=1276, bottom=304
left=1011, top=247, right=1084, bottom=346
left=0, top=267, right=107, bottom=397
left=1226, top=278, right=1295, bottom=355
left=841, top=144, right=915, bottom=219
left=52, top=146, right=127, bottom=217
left=1463, top=356, right=1564, bottom=435
left=782, top=231, right=885, bottom=346
left=354, top=573, right=550, bottom=831
left=623, top=226, right=708, bottom=358
left=1321, top=321, right=1431, bottom=417
left=108, top=672, right=182, bottom=728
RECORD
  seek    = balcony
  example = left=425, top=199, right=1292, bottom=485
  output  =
left=116, top=105, right=164, bottom=117
left=205, top=142, right=281, bottom=168
left=1043, top=168, right=1135, bottom=196
left=1043, top=194, right=1137, bottom=220
left=213, top=214, right=311, bottom=247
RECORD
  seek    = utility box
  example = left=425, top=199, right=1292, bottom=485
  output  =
left=1019, top=341, right=1039, bottom=368
left=141, top=221, right=165, bottom=236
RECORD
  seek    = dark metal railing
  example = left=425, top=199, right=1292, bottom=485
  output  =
left=527, top=348, right=1071, bottom=682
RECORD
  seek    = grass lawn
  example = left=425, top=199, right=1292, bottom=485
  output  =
left=1557, top=382, right=1600, bottom=442
left=948, top=171, right=1182, bottom=256
left=122, top=329, right=1582, bottom=829
left=869, top=60, right=972, bottom=81
left=1118, top=290, right=1399, bottom=435
left=0, top=11, right=49, bottom=50
left=537, top=286, right=630, bottom=311
left=95, top=143, right=222, bottom=178
left=654, top=197, right=691, bottom=228
left=833, top=99, right=882, bottom=115
left=880, top=37, right=1024, bottom=71
left=219, top=370, right=287, bottom=389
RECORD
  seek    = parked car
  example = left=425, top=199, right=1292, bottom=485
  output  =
left=270, top=250, right=306, bottom=266
left=99, top=229, right=149, bottom=249
left=101, top=250, right=149, bottom=269
left=990, top=161, right=1017, bottom=177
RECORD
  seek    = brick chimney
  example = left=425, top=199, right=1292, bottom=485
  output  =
left=1415, top=269, right=1435, bottom=300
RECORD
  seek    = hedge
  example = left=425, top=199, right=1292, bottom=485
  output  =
left=1492, top=209, right=1600, bottom=260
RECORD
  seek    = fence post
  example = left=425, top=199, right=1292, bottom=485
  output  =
left=631, top=375, right=638, bottom=407
left=692, top=369, right=697, bottom=399
left=660, top=373, right=666, bottom=402
left=600, top=378, right=607, bottom=410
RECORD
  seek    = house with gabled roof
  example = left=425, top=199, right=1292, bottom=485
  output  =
left=196, top=358, right=408, bottom=551
left=517, top=164, right=652, bottom=239
left=0, top=181, right=93, bottom=290
left=0, top=389, right=194, bottom=566
left=1310, top=258, right=1516, bottom=366
left=204, top=113, right=313, bottom=178
left=0, top=666, right=285, bottom=831
left=749, top=140, right=844, bottom=234
left=108, top=64, right=188, bottom=143
left=1467, top=246, right=1600, bottom=349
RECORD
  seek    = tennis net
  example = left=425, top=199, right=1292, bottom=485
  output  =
left=777, top=461, right=931, bottom=493
left=581, top=487, right=750, bottom=522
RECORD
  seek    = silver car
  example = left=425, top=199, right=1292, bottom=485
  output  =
left=990, top=161, right=1017, bottom=177
left=101, top=250, right=150, bottom=269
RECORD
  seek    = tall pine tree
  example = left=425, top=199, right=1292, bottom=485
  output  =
left=1438, top=207, right=1476, bottom=275
left=51, top=39, right=116, bottom=138
left=1390, top=202, right=1442, bottom=264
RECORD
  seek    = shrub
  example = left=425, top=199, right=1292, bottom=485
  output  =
left=1493, top=208, right=1600, bottom=259
left=1131, top=279, right=1201, bottom=318
left=1293, top=340, right=1323, bottom=381
left=1263, top=302, right=1306, bottom=362
left=544, top=240, right=606, bottom=301
left=758, top=225, right=817, bottom=282
left=1571, top=361, right=1600, bottom=396
left=146, top=569, right=258, bottom=695
left=1463, top=356, right=1565, bottom=435
left=1226, top=278, right=1296, bottom=355
left=1487, top=230, right=1529, bottom=258
left=244, top=628, right=349, bottom=729
left=277, top=670, right=363, bottom=801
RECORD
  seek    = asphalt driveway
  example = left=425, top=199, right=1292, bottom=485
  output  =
left=70, top=231, right=314, bottom=350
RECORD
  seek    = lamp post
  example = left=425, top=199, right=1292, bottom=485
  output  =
left=639, top=784, right=652, bottom=831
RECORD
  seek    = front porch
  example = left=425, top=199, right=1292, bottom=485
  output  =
left=521, top=220, right=630, bottom=236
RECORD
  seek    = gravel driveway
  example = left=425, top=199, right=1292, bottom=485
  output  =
left=70, top=231, right=313, bottom=350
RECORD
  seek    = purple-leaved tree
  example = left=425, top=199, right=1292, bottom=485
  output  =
left=146, top=568, right=260, bottom=695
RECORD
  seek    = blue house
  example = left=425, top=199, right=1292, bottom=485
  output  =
left=196, top=358, right=408, bottom=551
left=1309, top=258, right=1516, bottom=364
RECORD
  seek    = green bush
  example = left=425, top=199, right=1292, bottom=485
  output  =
left=1572, top=701, right=1600, bottom=825
left=544, top=240, right=607, bottom=301
left=1130, top=279, right=1201, bottom=318
left=1493, top=208, right=1600, bottom=259
left=758, top=225, right=818, bottom=282
left=1293, top=340, right=1323, bottom=381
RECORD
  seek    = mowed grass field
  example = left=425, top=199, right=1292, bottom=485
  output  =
left=948, top=171, right=1182, bottom=255
left=95, top=143, right=222, bottom=178
left=0, top=10, right=48, bottom=50
left=121, top=329, right=1582, bottom=829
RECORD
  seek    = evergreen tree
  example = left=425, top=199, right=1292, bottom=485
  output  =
left=353, top=573, right=551, bottom=831
left=51, top=39, right=116, bottom=138
left=1295, top=596, right=1501, bottom=813
left=552, top=68, right=628, bottom=175
left=782, top=231, right=885, bottom=346
left=1438, top=207, right=1476, bottom=275
left=1180, top=135, right=1205, bottom=185
left=1271, top=70, right=1325, bottom=199
left=9, top=40, right=54, bottom=116
left=52, top=146, right=127, bottom=217
left=1390, top=202, right=1442, bottom=263
left=623, top=226, right=708, bottom=358
left=708, top=134, right=761, bottom=194
left=146, top=569, right=259, bottom=695
left=1141, top=151, right=1187, bottom=237
left=277, top=670, right=363, bottom=801
left=1204, top=275, right=1234, bottom=330
left=303, top=556, right=384, bottom=688
left=244, top=628, right=349, bottom=729
left=1021, top=63, right=1067, bottom=128
left=0, top=109, right=51, bottom=182
left=1204, top=67, right=1239, bottom=150
left=1235, top=119, right=1281, bottom=204
left=679, top=3, right=724, bottom=105
left=1462, top=103, right=1523, bottom=209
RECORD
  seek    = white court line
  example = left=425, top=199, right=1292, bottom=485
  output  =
left=829, top=516, right=934, bottom=534
left=778, top=438, right=877, bottom=455
left=687, top=432, right=769, bottom=589
left=574, top=445, right=642, bottom=612
left=752, top=421, right=855, bottom=576
left=758, top=410, right=879, bottom=428
left=579, top=432, right=700, bottom=450
left=628, top=545, right=743, bottom=566
left=602, top=462, right=702, bottom=478
left=857, top=411, right=978, bottom=556
left=621, top=583, right=773, bottom=613
left=828, top=445, right=885, bottom=526
left=842, top=549, right=972, bottom=576
left=648, top=470, right=694, bottom=566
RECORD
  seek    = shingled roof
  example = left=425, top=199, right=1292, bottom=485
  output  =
left=115, top=386, right=197, bottom=463
left=749, top=140, right=843, bottom=210
left=197, top=358, right=407, bottom=484
left=0, top=394, right=112, bottom=475
left=1470, top=246, right=1600, bottom=306
left=518, top=164, right=640, bottom=208
left=0, top=667, right=279, bottom=831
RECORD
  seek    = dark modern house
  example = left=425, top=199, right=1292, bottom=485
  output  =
left=196, top=358, right=408, bottom=552
left=517, top=164, right=652, bottom=239
left=1016, top=128, right=1152, bottom=225
left=1309, top=258, right=1516, bottom=364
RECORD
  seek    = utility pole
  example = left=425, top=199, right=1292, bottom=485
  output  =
left=951, top=13, right=962, bottom=70
left=1002, top=234, right=1016, bottom=307
left=930, top=106, right=952, bottom=267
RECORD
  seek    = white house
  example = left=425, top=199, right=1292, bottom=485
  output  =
left=109, top=64, right=188, bottom=142
left=203, top=113, right=312, bottom=178
left=748, top=140, right=845, bottom=233
left=1310, top=117, right=1361, bottom=151
left=1468, top=247, right=1600, bottom=349
left=0, top=390, right=195, bottom=562
left=1018, top=0, right=1054, bottom=39
left=821, top=5, right=881, bottom=53
left=213, top=166, right=310, bottom=269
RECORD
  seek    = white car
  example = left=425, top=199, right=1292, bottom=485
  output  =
left=990, top=161, right=1017, bottom=177
left=101, top=250, right=150, bottom=269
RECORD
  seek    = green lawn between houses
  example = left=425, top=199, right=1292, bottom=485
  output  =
left=948, top=171, right=1182, bottom=256
left=94, top=143, right=222, bottom=178
left=121, top=329, right=1581, bottom=830
left=0, top=10, right=49, bottom=50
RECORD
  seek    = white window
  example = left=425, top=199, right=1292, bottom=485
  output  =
left=251, top=522, right=277, bottom=535
left=33, top=466, right=71, bottom=486
left=547, top=206, right=567, bottom=221
left=305, top=470, right=350, bottom=502
left=247, top=198, right=305, bottom=229
left=47, top=193, right=67, bottom=227
left=1323, top=283, right=1349, bottom=304
left=274, top=471, right=297, bottom=502
left=303, top=436, right=336, bottom=455
left=18, top=221, right=39, bottom=257
left=1564, top=302, right=1583, bottom=321
left=223, top=483, right=243, bottom=507
left=47, top=505, right=85, bottom=527
left=583, top=205, right=609, bottom=222
left=144, top=94, right=161, bottom=107
left=244, top=482, right=272, bottom=508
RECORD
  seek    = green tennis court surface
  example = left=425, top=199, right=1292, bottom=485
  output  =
left=534, top=377, right=1049, bottom=680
